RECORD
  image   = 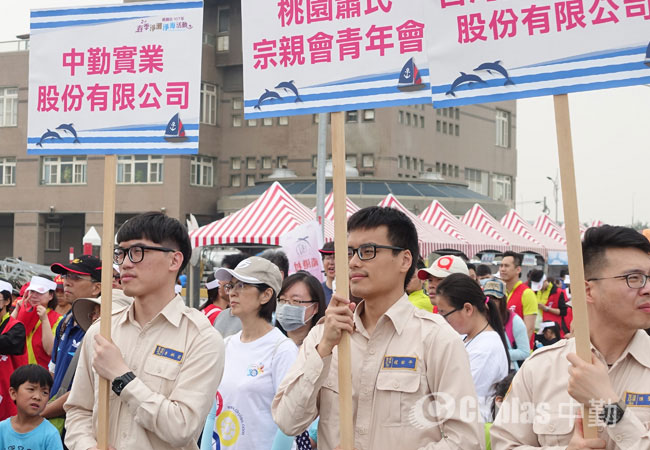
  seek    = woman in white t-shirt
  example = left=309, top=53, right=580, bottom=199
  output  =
left=200, top=256, right=298, bottom=450
left=435, top=273, right=511, bottom=423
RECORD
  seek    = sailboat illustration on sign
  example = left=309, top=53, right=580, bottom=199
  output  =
left=164, top=113, right=188, bottom=142
left=397, top=57, right=427, bottom=92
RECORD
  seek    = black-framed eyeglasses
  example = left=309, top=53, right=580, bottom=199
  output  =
left=441, top=308, right=460, bottom=319
left=587, top=273, right=649, bottom=289
left=113, top=245, right=177, bottom=265
left=278, top=297, right=316, bottom=306
left=348, top=243, right=405, bottom=261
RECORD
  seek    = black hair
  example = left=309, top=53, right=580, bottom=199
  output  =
left=583, top=225, right=650, bottom=279
left=10, top=364, right=53, bottom=391
left=222, top=253, right=247, bottom=270
left=1, top=290, right=11, bottom=302
left=436, top=273, right=511, bottom=370
left=254, top=283, right=277, bottom=323
left=347, top=206, right=419, bottom=289
left=559, top=269, right=568, bottom=277
left=276, top=272, right=327, bottom=333
left=491, top=372, right=516, bottom=419
left=199, top=274, right=220, bottom=311
left=415, top=258, right=426, bottom=270
left=529, top=269, right=545, bottom=283
left=259, top=249, right=289, bottom=278
left=116, top=212, right=191, bottom=276
left=476, top=264, right=492, bottom=277
left=466, top=263, right=476, bottom=272
left=501, top=251, right=522, bottom=267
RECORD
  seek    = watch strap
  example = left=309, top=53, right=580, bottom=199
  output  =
left=111, top=371, right=136, bottom=396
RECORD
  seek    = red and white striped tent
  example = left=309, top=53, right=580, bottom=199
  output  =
left=501, top=209, right=564, bottom=254
left=313, top=192, right=360, bottom=221
left=533, top=214, right=567, bottom=246
left=190, top=182, right=334, bottom=248
left=591, top=220, right=604, bottom=228
left=419, top=200, right=509, bottom=257
left=462, top=204, right=547, bottom=257
left=378, top=194, right=470, bottom=257
left=561, top=222, right=588, bottom=240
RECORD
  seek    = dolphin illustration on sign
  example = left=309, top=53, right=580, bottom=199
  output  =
left=445, top=72, right=486, bottom=97
left=645, top=41, right=650, bottom=67
left=275, top=81, right=302, bottom=102
left=164, top=113, right=188, bottom=142
left=36, top=129, right=63, bottom=147
left=397, top=57, right=427, bottom=92
left=56, top=123, right=81, bottom=143
left=254, top=89, right=282, bottom=110
left=474, top=61, right=515, bottom=86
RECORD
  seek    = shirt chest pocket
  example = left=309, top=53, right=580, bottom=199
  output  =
left=376, top=371, right=423, bottom=426
left=142, top=356, right=182, bottom=394
left=533, top=414, right=574, bottom=447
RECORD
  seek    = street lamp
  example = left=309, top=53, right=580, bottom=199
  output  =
left=546, top=175, right=559, bottom=223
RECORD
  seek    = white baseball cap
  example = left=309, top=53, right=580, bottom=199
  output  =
left=530, top=274, right=547, bottom=292
left=418, top=255, right=469, bottom=280
left=26, top=276, right=57, bottom=294
left=0, top=280, right=13, bottom=294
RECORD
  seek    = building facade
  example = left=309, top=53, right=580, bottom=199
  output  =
left=0, top=0, right=517, bottom=264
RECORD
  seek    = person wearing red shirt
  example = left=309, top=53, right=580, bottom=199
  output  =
left=0, top=280, right=27, bottom=421
left=199, top=275, right=226, bottom=326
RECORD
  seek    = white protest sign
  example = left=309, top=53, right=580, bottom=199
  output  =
left=28, top=0, right=203, bottom=155
left=424, top=0, right=650, bottom=107
left=280, top=220, right=325, bottom=281
left=241, top=0, right=430, bottom=118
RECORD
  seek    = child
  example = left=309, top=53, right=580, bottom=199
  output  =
left=0, top=365, right=63, bottom=449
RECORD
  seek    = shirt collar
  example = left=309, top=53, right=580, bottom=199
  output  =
left=625, top=329, right=650, bottom=369
left=120, top=294, right=185, bottom=328
left=352, top=294, right=411, bottom=337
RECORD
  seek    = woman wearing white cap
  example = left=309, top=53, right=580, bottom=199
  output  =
left=200, top=256, right=298, bottom=450
left=12, top=276, right=63, bottom=369
left=0, top=280, right=27, bottom=421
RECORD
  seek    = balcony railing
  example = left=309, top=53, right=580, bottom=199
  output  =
left=0, top=40, right=29, bottom=53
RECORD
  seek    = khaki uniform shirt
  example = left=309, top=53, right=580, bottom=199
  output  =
left=491, top=330, right=650, bottom=450
left=272, top=294, right=482, bottom=450
left=64, top=295, right=225, bottom=450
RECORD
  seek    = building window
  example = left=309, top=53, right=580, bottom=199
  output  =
left=247, top=119, right=257, bottom=127
left=496, top=109, right=510, bottom=148
left=190, top=155, right=213, bottom=187
left=420, top=116, right=425, bottom=128
left=406, top=112, right=411, bottom=126
left=454, top=165, right=459, bottom=178
left=0, top=88, right=18, bottom=127
left=398, top=155, right=403, bottom=169
left=455, top=108, right=460, bottom=120
left=362, top=109, right=375, bottom=122
left=0, top=157, right=16, bottom=185
left=346, top=110, right=358, bottom=123
left=346, top=154, right=357, bottom=167
left=246, top=175, right=255, bottom=187
left=362, top=154, right=374, bottom=168
left=398, top=110, right=404, bottom=124
left=278, top=116, right=289, bottom=126
left=443, top=108, right=448, bottom=117
left=443, top=122, right=448, bottom=134
left=230, top=174, right=241, bottom=187
left=442, top=163, right=447, bottom=176
left=247, top=157, right=256, bottom=169
left=45, top=222, right=61, bottom=252
left=262, top=156, right=272, bottom=169
left=200, top=82, right=217, bottom=125
left=42, top=156, right=87, bottom=185
left=436, top=120, right=441, bottom=132
left=217, top=7, right=230, bottom=51
left=455, top=124, right=460, bottom=136
left=232, top=98, right=243, bottom=110
left=406, top=157, right=411, bottom=170
left=419, top=159, right=424, bottom=172
left=116, top=155, right=163, bottom=184
left=492, top=174, right=513, bottom=201
left=263, top=117, right=273, bottom=126
left=277, top=155, right=288, bottom=168
left=232, top=115, right=242, bottom=127
left=465, top=168, right=489, bottom=196
left=436, top=109, right=441, bottom=115
left=231, top=157, right=241, bottom=170
left=203, top=32, right=216, bottom=47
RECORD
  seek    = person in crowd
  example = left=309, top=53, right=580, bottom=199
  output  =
left=417, top=254, right=469, bottom=312
left=407, top=258, right=433, bottom=312
left=467, top=263, right=478, bottom=281
left=259, top=249, right=290, bottom=279
left=476, top=264, right=493, bottom=285
left=491, top=225, right=650, bottom=449
left=529, top=269, right=571, bottom=337
left=201, top=256, right=298, bottom=450
left=499, top=251, right=537, bottom=338
left=0, top=281, right=27, bottom=421
left=53, top=275, right=71, bottom=316
left=112, top=264, right=122, bottom=290
left=65, top=212, right=225, bottom=450
left=273, top=207, right=482, bottom=449
left=213, top=253, right=248, bottom=339
left=0, top=365, right=62, bottom=449
left=436, top=273, right=511, bottom=423
left=199, top=274, right=225, bottom=326
left=483, top=278, right=530, bottom=370
left=319, top=241, right=335, bottom=305
left=42, top=255, right=102, bottom=436
left=534, top=321, right=562, bottom=348
left=12, top=276, right=62, bottom=370
left=484, top=372, right=516, bottom=450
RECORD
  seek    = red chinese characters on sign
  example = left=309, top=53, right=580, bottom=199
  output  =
left=278, top=0, right=392, bottom=27
left=253, top=39, right=278, bottom=69
left=37, top=86, right=60, bottom=112
left=308, top=32, right=334, bottom=63
left=396, top=20, right=425, bottom=53
left=294, top=257, right=320, bottom=272
left=61, top=45, right=165, bottom=76
left=279, top=36, right=307, bottom=66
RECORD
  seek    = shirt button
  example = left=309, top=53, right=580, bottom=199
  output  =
left=615, top=434, right=623, bottom=442
left=369, top=348, right=375, bottom=355
left=362, top=388, right=370, bottom=395
left=548, top=424, right=555, bottom=432
left=393, top=381, right=399, bottom=389
left=327, top=381, right=333, bottom=388
left=157, top=367, right=162, bottom=374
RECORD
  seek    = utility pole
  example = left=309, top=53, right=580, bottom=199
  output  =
left=546, top=174, right=559, bottom=222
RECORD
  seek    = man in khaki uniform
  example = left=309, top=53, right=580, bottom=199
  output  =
left=64, top=212, right=225, bottom=450
left=491, top=225, right=650, bottom=449
left=272, top=207, right=482, bottom=450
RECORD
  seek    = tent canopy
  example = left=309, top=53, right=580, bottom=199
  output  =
left=501, top=209, right=564, bottom=254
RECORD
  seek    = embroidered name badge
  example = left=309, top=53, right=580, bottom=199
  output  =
left=382, top=356, right=417, bottom=370
left=624, top=392, right=650, bottom=407
left=153, top=345, right=184, bottom=363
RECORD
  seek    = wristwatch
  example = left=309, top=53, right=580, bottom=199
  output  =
left=111, top=371, right=136, bottom=396
left=599, top=400, right=626, bottom=425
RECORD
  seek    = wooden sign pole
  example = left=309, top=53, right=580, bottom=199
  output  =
left=331, top=111, right=354, bottom=450
left=553, top=94, right=596, bottom=438
left=97, top=154, right=117, bottom=449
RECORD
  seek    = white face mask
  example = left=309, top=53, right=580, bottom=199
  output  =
left=276, top=303, right=313, bottom=331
